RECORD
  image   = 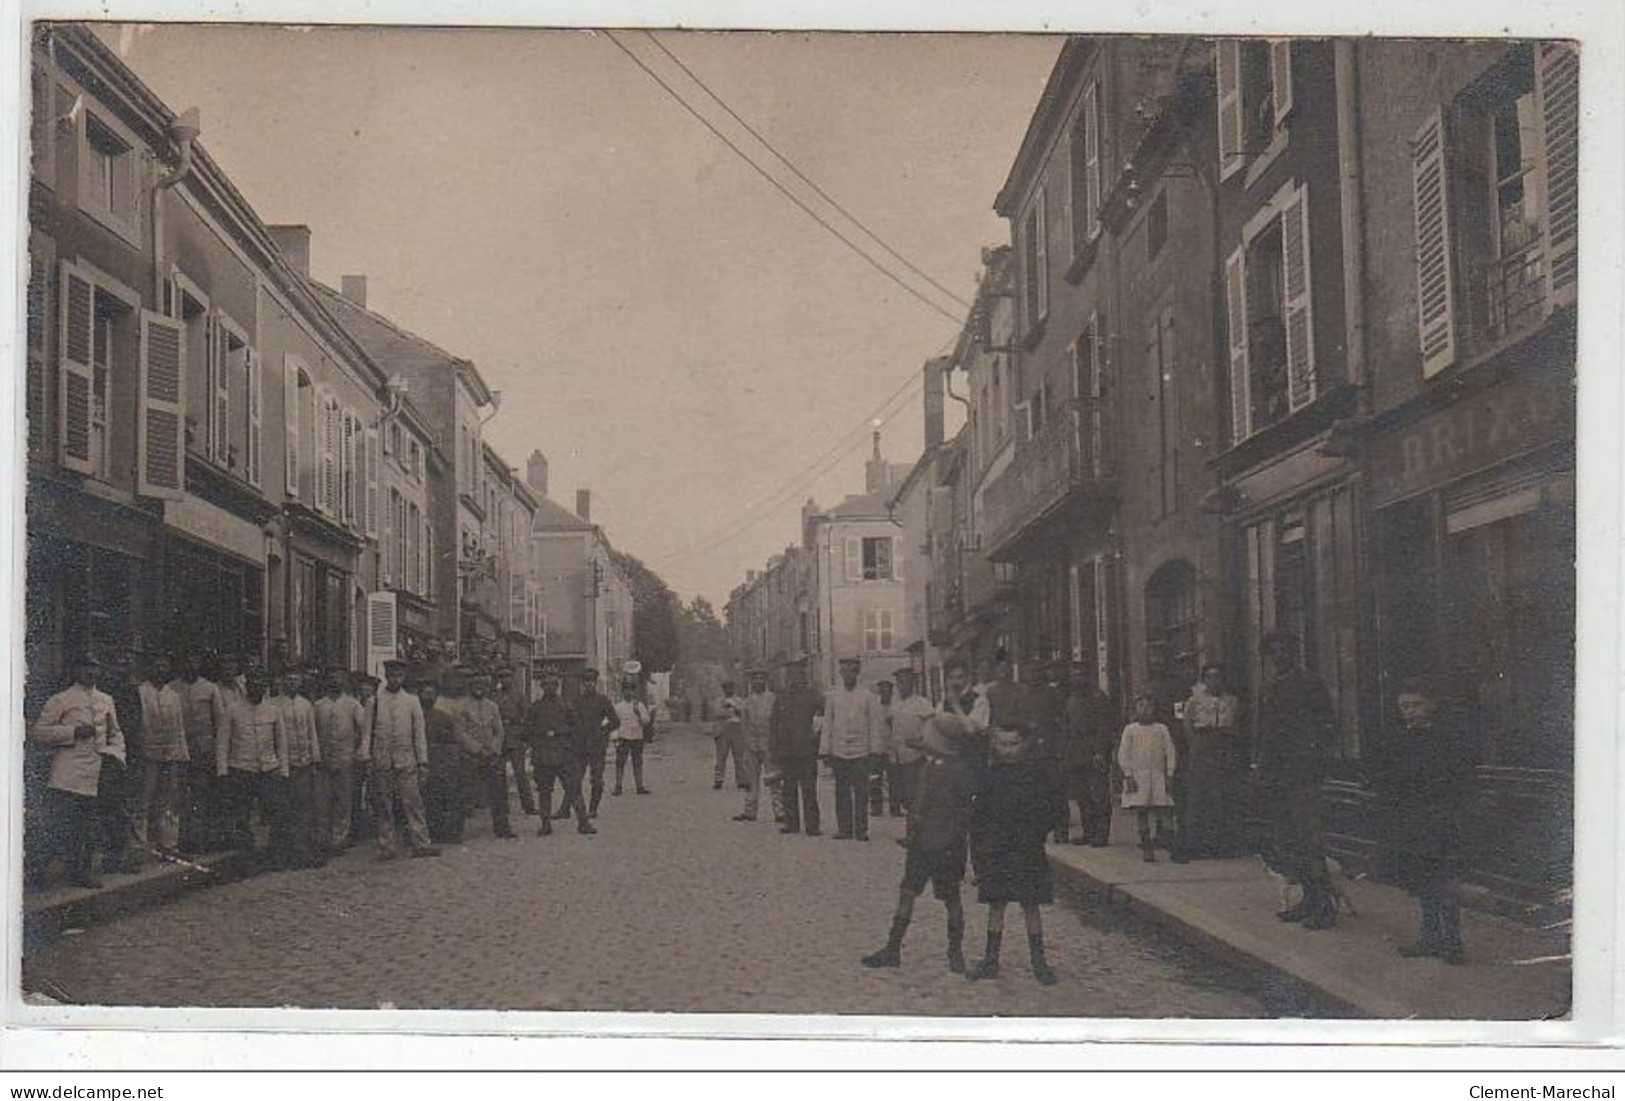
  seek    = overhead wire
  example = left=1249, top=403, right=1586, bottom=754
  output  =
left=601, top=29, right=967, bottom=327
left=641, top=30, right=973, bottom=312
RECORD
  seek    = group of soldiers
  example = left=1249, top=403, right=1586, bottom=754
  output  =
left=23, top=648, right=654, bottom=891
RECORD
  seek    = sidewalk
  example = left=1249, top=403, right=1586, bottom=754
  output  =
left=1047, top=832, right=1572, bottom=1020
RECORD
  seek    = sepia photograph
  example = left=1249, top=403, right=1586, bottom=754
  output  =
left=8, top=6, right=1598, bottom=1043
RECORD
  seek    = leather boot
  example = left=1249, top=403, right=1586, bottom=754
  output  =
left=966, top=929, right=1002, bottom=982
left=1028, top=933, right=1058, bottom=986
left=862, top=914, right=909, bottom=968
left=946, top=910, right=966, bottom=974
left=1300, top=882, right=1338, bottom=930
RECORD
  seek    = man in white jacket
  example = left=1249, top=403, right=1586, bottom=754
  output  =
left=26, top=656, right=126, bottom=889
left=819, top=657, right=883, bottom=842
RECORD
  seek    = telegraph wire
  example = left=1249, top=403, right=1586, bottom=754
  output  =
left=602, top=29, right=966, bottom=327
left=642, top=30, right=974, bottom=313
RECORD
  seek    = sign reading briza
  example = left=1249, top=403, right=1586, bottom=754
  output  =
left=1367, top=369, right=1572, bottom=510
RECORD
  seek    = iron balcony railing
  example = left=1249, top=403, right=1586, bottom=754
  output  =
left=1473, top=236, right=1548, bottom=346
left=982, top=398, right=1114, bottom=555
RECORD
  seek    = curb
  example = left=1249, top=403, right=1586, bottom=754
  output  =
left=22, top=849, right=258, bottom=951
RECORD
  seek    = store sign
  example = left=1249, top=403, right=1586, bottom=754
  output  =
left=1369, top=371, right=1571, bottom=510
left=163, top=496, right=265, bottom=564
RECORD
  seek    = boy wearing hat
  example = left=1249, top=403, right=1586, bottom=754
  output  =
left=25, top=657, right=127, bottom=889
left=862, top=714, right=979, bottom=972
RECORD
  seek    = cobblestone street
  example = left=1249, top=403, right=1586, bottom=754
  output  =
left=26, top=725, right=1264, bottom=1016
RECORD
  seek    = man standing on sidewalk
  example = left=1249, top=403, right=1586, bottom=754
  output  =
left=496, top=668, right=539, bottom=818
left=611, top=676, right=653, bottom=797
left=528, top=671, right=589, bottom=835
left=820, top=657, right=883, bottom=842
left=733, top=669, right=775, bottom=822
left=358, top=658, right=439, bottom=861
left=573, top=668, right=621, bottom=820
left=216, top=668, right=288, bottom=867
left=1255, top=631, right=1337, bottom=930
left=174, top=652, right=227, bottom=856
left=713, top=682, right=746, bottom=791
left=25, top=656, right=127, bottom=890
left=769, top=661, right=823, bottom=836
left=134, top=654, right=188, bottom=857
left=312, top=670, right=365, bottom=855
left=1061, top=661, right=1118, bottom=847
left=458, top=671, right=516, bottom=839
left=274, top=670, right=324, bottom=869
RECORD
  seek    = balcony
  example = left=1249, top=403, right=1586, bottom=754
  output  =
left=982, top=400, right=1116, bottom=560
left=1470, top=237, right=1548, bottom=347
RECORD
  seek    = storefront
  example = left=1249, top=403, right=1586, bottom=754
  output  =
left=285, top=509, right=363, bottom=673
left=158, top=495, right=267, bottom=667
left=1366, top=365, right=1574, bottom=907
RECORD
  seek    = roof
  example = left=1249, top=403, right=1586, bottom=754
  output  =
left=825, top=485, right=897, bottom=520
left=310, top=281, right=496, bottom=406
left=994, top=37, right=1090, bottom=217
left=531, top=494, right=594, bottom=533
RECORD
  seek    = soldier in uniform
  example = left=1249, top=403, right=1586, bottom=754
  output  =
left=25, top=656, right=127, bottom=889
left=357, top=658, right=440, bottom=861
left=1061, top=661, right=1119, bottom=846
left=734, top=669, right=775, bottom=822
left=572, top=668, right=621, bottom=820
left=528, top=671, right=592, bottom=835
left=769, top=661, right=823, bottom=836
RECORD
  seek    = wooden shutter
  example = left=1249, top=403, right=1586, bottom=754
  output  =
left=1082, top=82, right=1101, bottom=234
left=1412, top=109, right=1457, bottom=377
left=137, top=310, right=186, bottom=499
left=1216, top=40, right=1245, bottom=180
left=365, top=591, right=398, bottom=680
left=1270, top=40, right=1294, bottom=127
left=1282, top=185, right=1316, bottom=411
left=364, top=427, right=379, bottom=538
left=343, top=410, right=357, bottom=524
left=1034, top=189, right=1049, bottom=320
left=58, top=264, right=95, bottom=474
left=283, top=355, right=300, bottom=497
left=1224, top=246, right=1251, bottom=443
left=27, top=248, right=49, bottom=459
left=210, top=317, right=228, bottom=466
left=245, top=348, right=262, bottom=487
left=1538, top=41, right=1579, bottom=307
left=424, top=523, right=434, bottom=597
left=844, top=537, right=861, bottom=582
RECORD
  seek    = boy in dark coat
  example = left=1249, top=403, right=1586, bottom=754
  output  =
left=1369, top=681, right=1476, bottom=964
left=861, top=714, right=981, bottom=973
left=966, top=723, right=1065, bottom=985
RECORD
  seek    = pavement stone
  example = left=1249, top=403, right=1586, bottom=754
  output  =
left=22, top=725, right=1265, bottom=1018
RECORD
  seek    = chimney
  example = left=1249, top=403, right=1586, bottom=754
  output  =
left=341, top=275, right=368, bottom=309
left=576, top=488, right=592, bottom=522
left=923, top=356, right=946, bottom=450
left=268, top=224, right=311, bottom=278
left=527, top=450, right=550, bottom=499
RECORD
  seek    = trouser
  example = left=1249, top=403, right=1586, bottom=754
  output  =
left=830, top=756, right=871, bottom=839
left=313, top=764, right=354, bottom=850
left=135, top=758, right=187, bottom=853
left=182, top=759, right=228, bottom=854
left=1070, top=762, right=1114, bottom=844
left=369, top=765, right=432, bottom=856
left=888, top=759, right=922, bottom=817
left=1183, top=734, right=1231, bottom=857
left=282, top=764, right=321, bottom=867
left=713, top=725, right=744, bottom=786
left=25, top=788, right=97, bottom=884
left=614, top=740, right=646, bottom=792
left=778, top=756, right=821, bottom=833
left=423, top=756, right=467, bottom=843
left=740, top=747, right=766, bottom=818
left=1272, top=781, right=1329, bottom=888
left=224, top=769, right=290, bottom=863
left=506, top=745, right=537, bottom=815
left=477, top=754, right=513, bottom=835
left=585, top=748, right=609, bottom=814
left=534, top=756, right=590, bottom=827
left=868, top=758, right=887, bottom=816
left=350, top=764, right=375, bottom=842
left=1416, top=880, right=1464, bottom=951
left=96, top=759, right=135, bottom=872
left=1168, top=732, right=1191, bottom=847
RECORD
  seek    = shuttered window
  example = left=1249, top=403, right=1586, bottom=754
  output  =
left=1413, top=110, right=1457, bottom=377
left=283, top=354, right=301, bottom=497
left=137, top=309, right=186, bottom=499
left=1069, top=82, right=1102, bottom=254
left=57, top=263, right=96, bottom=475
left=364, top=427, right=379, bottom=538
left=1538, top=42, right=1579, bottom=306
left=26, top=244, right=51, bottom=460
left=244, top=349, right=262, bottom=487
left=1225, top=183, right=1314, bottom=443
left=1216, top=40, right=1245, bottom=180
left=1281, top=186, right=1315, bottom=412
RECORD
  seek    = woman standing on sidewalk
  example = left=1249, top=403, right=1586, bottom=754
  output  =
left=1369, top=681, right=1476, bottom=965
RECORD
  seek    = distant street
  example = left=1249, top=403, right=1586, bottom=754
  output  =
left=26, top=723, right=1264, bottom=1016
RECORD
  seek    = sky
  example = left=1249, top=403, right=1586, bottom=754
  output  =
left=98, top=23, right=1062, bottom=605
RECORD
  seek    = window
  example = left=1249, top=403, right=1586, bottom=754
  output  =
left=1415, top=43, right=1579, bottom=375
left=407, top=438, right=422, bottom=482
left=863, top=609, right=894, bottom=653
left=1216, top=39, right=1294, bottom=181
left=1071, top=317, right=1107, bottom=479
left=1068, top=82, right=1102, bottom=254
left=847, top=536, right=895, bottom=581
left=1225, top=182, right=1314, bottom=443
left=1021, top=188, right=1048, bottom=335
left=1147, top=190, right=1169, bottom=261
left=209, top=315, right=249, bottom=473
left=1145, top=560, right=1200, bottom=692
left=57, top=263, right=135, bottom=481
left=81, top=112, right=139, bottom=232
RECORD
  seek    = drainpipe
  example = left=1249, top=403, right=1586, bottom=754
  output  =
left=1335, top=40, right=1369, bottom=396
left=149, top=106, right=200, bottom=314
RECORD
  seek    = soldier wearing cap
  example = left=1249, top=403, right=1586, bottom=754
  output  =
left=421, top=676, right=468, bottom=844
left=495, top=667, right=540, bottom=817
left=528, top=669, right=591, bottom=834
left=1255, top=630, right=1338, bottom=929
left=732, top=669, right=776, bottom=822
left=769, top=661, right=823, bottom=835
left=313, top=669, right=365, bottom=854
left=357, top=658, right=439, bottom=860
left=819, top=656, right=884, bottom=842
left=25, top=656, right=127, bottom=889
left=173, top=650, right=228, bottom=855
left=458, top=670, right=516, bottom=839
left=572, top=668, right=621, bottom=820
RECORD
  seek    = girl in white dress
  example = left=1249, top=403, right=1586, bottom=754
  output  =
left=1116, top=692, right=1178, bottom=862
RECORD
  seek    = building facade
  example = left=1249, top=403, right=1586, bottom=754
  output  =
left=527, top=459, right=634, bottom=681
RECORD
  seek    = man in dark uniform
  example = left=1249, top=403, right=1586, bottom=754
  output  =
left=1061, top=661, right=1119, bottom=846
left=1255, top=631, right=1339, bottom=929
left=572, top=668, right=621, bottom=820
left=768, top=661, right=823, bottom=836
left=420, top=679, right=466, bottom=844
left=1027, top=658, right=1069, bottom=843
left=527, top=671, right=588, bottom=835
left=495, top=668, right=538, bottom=817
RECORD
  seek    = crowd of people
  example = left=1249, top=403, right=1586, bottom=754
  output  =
left=23, top=652, right=656, bottom=891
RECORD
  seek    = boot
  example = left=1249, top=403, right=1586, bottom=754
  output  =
left=862, top=914, right=910, bottom=968
left=1028, top=933, right=1058, bottom=986
left=1436, top=897, right=1465, bottom=965
left=1300, top=882, right=1337, bottom=930
left=1400, top=897, right=1440, bottom=958
left=947, top=911, right=966, bottom=974
left=966, top=929, right=1002, bottom=982
left=1138, top=818, right=1157, bottom=863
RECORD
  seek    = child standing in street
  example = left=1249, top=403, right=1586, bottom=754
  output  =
left=861, top=714, right=980, bottom=973
left=1118, top=692, right=1178, bottom=863
left=965, top=723, right=1063, bottom=985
